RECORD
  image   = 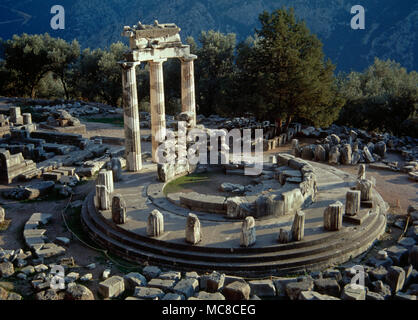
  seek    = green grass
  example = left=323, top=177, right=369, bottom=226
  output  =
left=163, top=173, right=210, bottom=195
left=81, top=116, right=124, bottom=127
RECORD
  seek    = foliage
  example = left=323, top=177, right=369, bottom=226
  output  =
left=337, top=58, right=418, bottom=135
left=235, top=8, right=344, bottom=128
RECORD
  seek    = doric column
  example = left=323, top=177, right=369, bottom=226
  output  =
left=149, top=59, right=167, bottom=162
left=121, top=61, right=142, bottom=172
left=180, top=55, right=197, bottom=127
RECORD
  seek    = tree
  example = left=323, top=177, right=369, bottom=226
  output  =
left=74, top=42, right=128, bottom=106
left=188, top=31, right=237, bottom=115
left=2, top=33, right=80, bottom=99
left=338, top=58, right=418, bottom=135
left=237, top=8, right=343, bottom=129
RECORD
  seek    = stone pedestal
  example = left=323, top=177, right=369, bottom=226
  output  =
left=291, top=211, right=305, bottom=241
left=112, top=194, right=126, bottom=224
left=97, top=170, right=114, bottom=194
left=121, top=62, right=142, bottom=172
left=356, top=179, right=373, bottom=201
left=324, top=201, right=343, bottom=231
left=278, top=228, right=292, bottom=243
left=345, top=190, right=361, bottom=216
left=96, top=185, right=110, bottom=210
left=185, top=213, right=201, bottom=244
left=181, top=56, right=197, bottom=127
left=149, top=59, right=167, bottom=163
left=147, top=209, right=164, bottom=237
left=240, top=216, right=256, bottom=247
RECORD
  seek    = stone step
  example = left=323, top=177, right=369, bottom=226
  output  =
left=81, top=193, right=386, bottom=275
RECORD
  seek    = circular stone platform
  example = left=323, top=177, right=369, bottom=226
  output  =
left=81, top=160, right=388, bottom=276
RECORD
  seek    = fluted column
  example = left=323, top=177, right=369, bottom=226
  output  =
left=181, top=55, right=197, bottom=127
left=149, top=59, right=167, bottom=162
left=121, top=62, right=142, bottom=172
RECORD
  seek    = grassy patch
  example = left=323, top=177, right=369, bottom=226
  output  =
left=81, top=117, right=124, bottom=127
left=0, top=219, right=11, bottom=231
left=163, top=173, right=210, bottom=195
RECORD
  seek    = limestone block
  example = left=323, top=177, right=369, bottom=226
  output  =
left=98, top=276, right=125, bottom=298
left=147, top=209, right=164, bottom=237
left=345, top=190, right=361, bottom=216
left=240, top=216, right=256, bottom=247
left=314, top=144, right=326, bottom=162
left=356, top=179, right=373, bottom=201
left=278, top=228, right=292, bottom=243
left=222, top=281, right=250, bottom=300
left=0, top=206, right=4, bottom=223
left=95, top=185, right=110, bottom=210
left=97, top=169, right=114, bottom=194
left=291, top=210, right=305, bottom=241
left=111, top=194, right=126, bottom=224
left=324, top=201, right=343, bottom=231
left=185, top=213, right=201, bottom=244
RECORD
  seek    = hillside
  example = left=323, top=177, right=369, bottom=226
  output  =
left=0, top=0, right=416, bottom=72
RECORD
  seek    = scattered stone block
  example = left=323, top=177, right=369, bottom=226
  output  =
left=299, top=291, right=340, bottom=300
left=148, top=278, right=176, bottom=292
left=65, top=284, right=95, bottom=300
left=222, top=281, right=251, bottom=300
left=196, top=292, right=225, bottom=300
left=341, top=284, right=366, bottom=300
left=200, top=271, right=225, bottom=293
left=286, top=279, right=314, bottom=300
left=143, top=266, right=161, bottom=280
left=133, top=286, right=165, bottom=300
left=173, top=278, right=199, bottom=298
left=385, top=266, right=405, bottom=293
left=98, top=276, right=125, bottom=298
left=162, top=293, right=184, bottom=300
left=314, top=278, right=341, bottom=297
left=248, top=280, right=276, bottom=297
left=124, top=272, right=147, bottom=291
left=159, top=271, right=181, bottom=282
left=0, top=262, right=14, bottom=278
left=386, top=245, right=409, bottom=266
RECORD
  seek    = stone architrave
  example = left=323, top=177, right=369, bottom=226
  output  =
left=181, top=56, right=197, bottom=127
left=96, top=185, right=110, bottom=210
left=185, top=213, right=201, bottom=244
left=147, top=209, right=164, bottom=237
left=358, top=164, right=366, bottom=180
left=291, top=211, right=305, bottom=241
left=356, top=179, right=373, bottom=201
left=97, top=170, right=114, bottom=194
left=240, top=216, right=256, bottom=247
left=121, top=62, right=142, bottom=172
left=111, top=194, right=126, bottom=224
left=345, top=190, right=361, bottom=216
left=324, top=201, right=343, bottom=231
left=149, top=59, right=167, bottom=163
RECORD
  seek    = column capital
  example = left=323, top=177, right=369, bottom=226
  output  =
left=149, top=58, right=167, bottom=64
left=180, top=54, right=197, bottom=62
left=119, top=61, right=141, bottom=70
